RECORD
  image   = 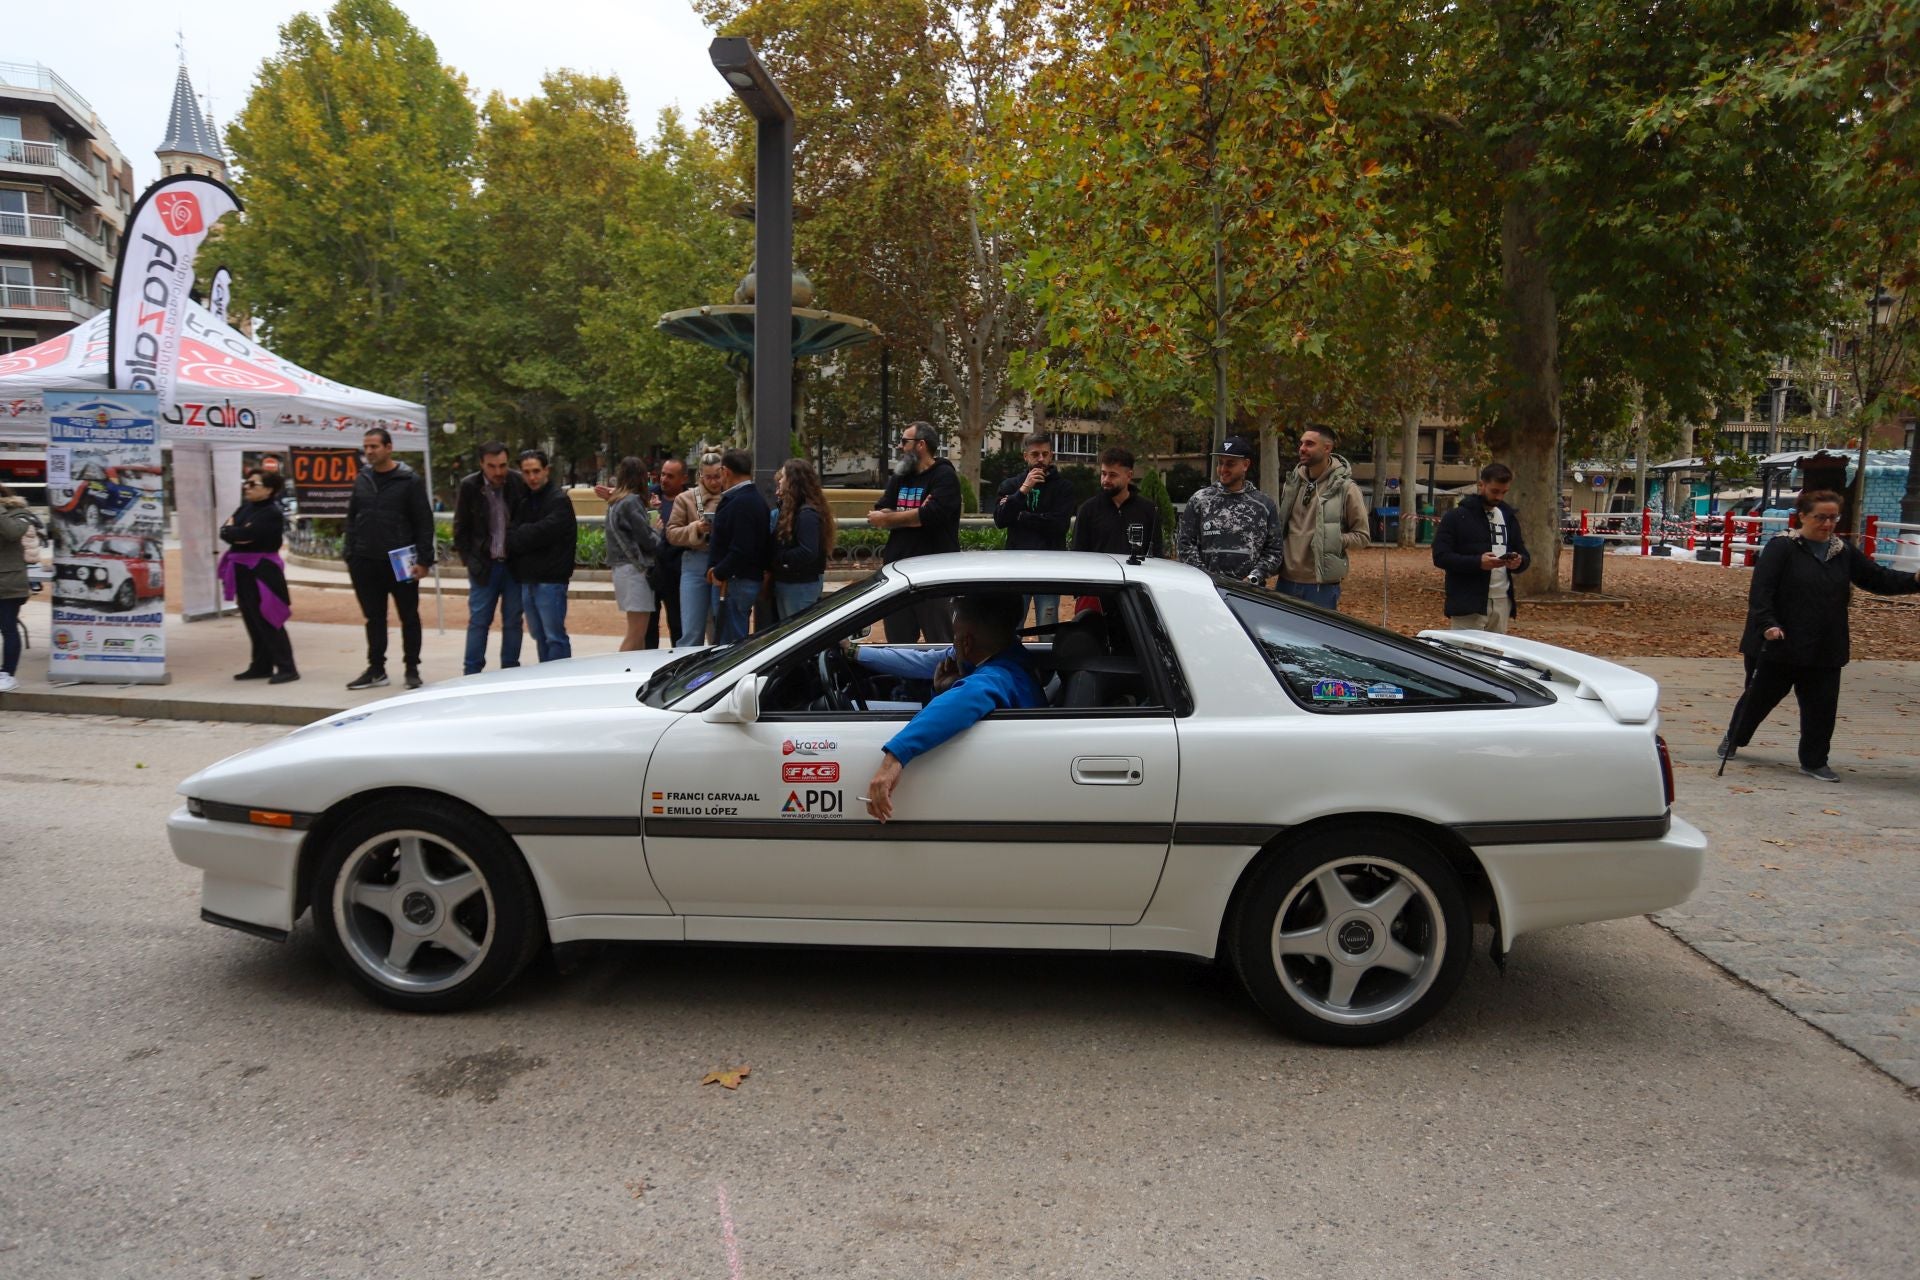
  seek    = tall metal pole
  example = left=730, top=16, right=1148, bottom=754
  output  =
left=753, top=113, right=793, bottom=498
left=878, top=345, right=891, bottom=483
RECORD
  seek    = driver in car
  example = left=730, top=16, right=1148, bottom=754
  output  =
left=862, top=593, right=1042, bottom=821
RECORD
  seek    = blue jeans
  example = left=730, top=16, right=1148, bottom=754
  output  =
left=521, top=581, right=572, bottom=662
left=716, top=577, right=760, bottom=643
left=1024, top=593, right=1061, bottom=630
left=463, top=561, right=523, bottom=675
left=1277, top=580, right=1342, bottom=610
left=678, top=551, right=714, bottom=647
left=773, top=578, right=822, bottom=621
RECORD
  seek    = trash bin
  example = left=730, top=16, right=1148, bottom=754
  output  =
left=1373, top=507, right=1400, bottom=543
left=1416, top=503, right=1434, bottom=545
left=1571, top=534, right=1606, bottom=592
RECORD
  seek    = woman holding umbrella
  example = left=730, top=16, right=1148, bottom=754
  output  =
left=1718, top=489, right=1918, bottom=781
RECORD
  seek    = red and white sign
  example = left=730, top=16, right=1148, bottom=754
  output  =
left=782, top=762, right=840, bottom=783
left=108, top=173, right=241, bottom=416
left=154, top=191, right=205, bottom=236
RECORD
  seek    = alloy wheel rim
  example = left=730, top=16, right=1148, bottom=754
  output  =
left=333, top=829, right=494, bottom=993
left=1270, top=855, right=1445, bottom=1026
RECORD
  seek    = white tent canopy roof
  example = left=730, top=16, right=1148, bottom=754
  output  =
left=0, top=303, right=425, bottom=449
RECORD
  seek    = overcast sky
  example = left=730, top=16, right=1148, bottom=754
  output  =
left=10, top=0, right=729, bottom=189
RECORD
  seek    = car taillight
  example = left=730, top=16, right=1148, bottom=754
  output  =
left=1656, top=735, right=1674, bottom=808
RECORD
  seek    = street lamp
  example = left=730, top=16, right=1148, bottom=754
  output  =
left=710, top=36, right=794, bottom=499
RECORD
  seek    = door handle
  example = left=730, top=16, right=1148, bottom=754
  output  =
left=1072, top=756, right=1143, bottom=786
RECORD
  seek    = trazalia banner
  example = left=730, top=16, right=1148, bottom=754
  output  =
left=108, top=173, right=242, bottom=413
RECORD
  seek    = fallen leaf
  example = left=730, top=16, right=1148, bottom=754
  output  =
left=702, top=1065, right=751, bottom=1090
left=1762, top=838, right=1788, bottom=846
left=1821, top=809, right=1841, bottom=816
left=1761, top=863, right=1782, bottom=870
left=625, top=1178, right=648, bottom=1201
left=1728, top=786, right=1754, bottom=794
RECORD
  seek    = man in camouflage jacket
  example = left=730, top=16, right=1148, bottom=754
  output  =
left=1176, top=434, right=1284, bottom=584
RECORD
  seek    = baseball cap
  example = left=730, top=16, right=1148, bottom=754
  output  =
left=1217, top=435, right=1256, bottom=459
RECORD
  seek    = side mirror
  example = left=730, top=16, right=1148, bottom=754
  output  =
left=701, top=675, right=763, bottom=725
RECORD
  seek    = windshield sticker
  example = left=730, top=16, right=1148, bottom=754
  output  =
left=1366, top=682, right=1405, bottom=701
left=686, top=671, right=716, bottom=691
left=1311, top=678, right=1366, bottom=702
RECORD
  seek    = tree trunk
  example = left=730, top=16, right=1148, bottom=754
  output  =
left=1369, top=429, right=1389, bottom=511
left=1398, top=407, right=1421, bottom=548
left=1499, top=190, right=1562, bottom=596
left=1257, top=407, right=1280, bottom=495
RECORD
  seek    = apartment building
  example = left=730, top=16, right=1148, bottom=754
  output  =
left=0, top=61, right=134, bottom=353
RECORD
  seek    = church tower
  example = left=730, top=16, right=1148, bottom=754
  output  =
left=154, top=63, right=226, bottom=183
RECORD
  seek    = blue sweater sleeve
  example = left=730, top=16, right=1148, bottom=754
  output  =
left=882, top=668, right=1012, bottom=767
left=855, top=644, right=952, bottom=679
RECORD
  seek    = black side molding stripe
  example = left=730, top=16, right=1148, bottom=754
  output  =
left=196, top=800, right=315, bottom=831
left=500, top=817, right=647, bottom=837
left=201, top=909, right=290, bottom=943
left=1453, top=813, right=1671, bottom=846
left=643, top=819, right=1172, bottom=844
left=1172, top=823, right=1287, bottom=846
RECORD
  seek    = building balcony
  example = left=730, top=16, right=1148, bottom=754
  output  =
left=0, top=61, right=98, bottom=138
left=0, top=137, right=104, bottom=200
left=0, top=210, right=109, bottom=271
left=0, top=283, right=100, bottom=324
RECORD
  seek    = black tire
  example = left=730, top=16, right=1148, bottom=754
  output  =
left=1228, top=824, right=1470, bottom=1046
left=112, top=580, right=135, bottom=611
left=309, top=797, right=544, bottom=1012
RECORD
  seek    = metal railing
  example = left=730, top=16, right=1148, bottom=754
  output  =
left=0, top=283, right=98, bottom=318
left=0, top=210, right=107, bottom=265
left=0, top=62, right=96, bottom=118
left=0, top=136, right=103, bottom=194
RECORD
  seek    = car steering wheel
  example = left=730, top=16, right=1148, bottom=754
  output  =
left=815, top=646, right=872, bottom=712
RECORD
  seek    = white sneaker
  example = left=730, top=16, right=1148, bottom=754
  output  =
left=0, top=671, right=18, bottom=693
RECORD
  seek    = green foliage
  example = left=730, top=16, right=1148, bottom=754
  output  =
left=222, top=0, right=477, bottom=395
left=956, top=473, right=979, bottom=514
left=1058, top=464, right=1100, bottom=506
left=958, top=525, right=1007, bottom=551
left=979, top=444, right=1026, bottom=494
left=575, top=523, right=607, bottom=569
left=1164, top=463, right=1208, bottom=505
left=1135, top=465, right=1177, bottom=541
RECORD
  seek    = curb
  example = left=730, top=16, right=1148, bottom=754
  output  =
left=0, top=688, right=337, bottom=726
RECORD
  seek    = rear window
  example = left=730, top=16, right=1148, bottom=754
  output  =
left=1221, top=588, right=1548, bottom=712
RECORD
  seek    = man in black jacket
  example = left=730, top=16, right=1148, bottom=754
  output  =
left=869, top=421, right=963, bottom=642
left=451, top=441, right=527, bottom=675
left=507, top=449, right=578, bottom=662
left=1719, top=489, right=1919, bottom=781
left=1431, top=462, right=1530, bottom=633
left=342, top=428, right=436, bottom=689
left=705, top=449, right=771, bottom=643
left=1072, top=447, right=1165, bottom=558
left=993, top=431, right=1076, bottom=627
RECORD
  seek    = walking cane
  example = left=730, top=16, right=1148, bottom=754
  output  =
left=1716, top=652, right=1763, bottom=779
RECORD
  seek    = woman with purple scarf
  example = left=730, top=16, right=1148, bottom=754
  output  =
left=219, top=469, right=298, bottom=683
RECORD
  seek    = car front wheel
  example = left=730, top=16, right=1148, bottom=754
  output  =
left=1229, top=826, right=1469, bottom=1046
left=311, top=798, right=544, bottom=1012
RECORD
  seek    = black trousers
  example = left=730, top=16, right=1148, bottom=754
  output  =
left=234, top=561, right=295, bottom=675
left=643, top=570, right=682, bottom=650
left=1730, top=656, right=1842, bottom=769
left=882, top=595, right=954, bottom=645
left=346, top=558, right=422, bottom=668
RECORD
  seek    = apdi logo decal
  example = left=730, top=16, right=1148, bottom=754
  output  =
left=781, top=789, right=843, bottom=817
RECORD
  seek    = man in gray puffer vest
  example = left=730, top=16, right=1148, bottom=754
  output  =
left=1177, top=434, right=1284, bottom=584
left=1276, top=423, right=1369, bottom=610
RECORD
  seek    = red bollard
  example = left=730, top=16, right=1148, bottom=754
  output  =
left=1864, top=515, right=1879, bottom=559
left=1720, top=512, right=1736, bottom=567
left=1579, top=509, right=1591, bottom=536
left=1743, top=517, right=1760, bottom=567
left=1641, top=507, right=1652, bottom=556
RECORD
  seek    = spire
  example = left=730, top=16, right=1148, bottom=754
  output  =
left=158, top=63, right=224, bottom=165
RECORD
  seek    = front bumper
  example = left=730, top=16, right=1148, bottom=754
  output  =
left=1477, top=814, right=1707, bottom=947
left=167, top=806, right=305, bottom=936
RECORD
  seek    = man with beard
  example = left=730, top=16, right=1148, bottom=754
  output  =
left=1176, top=434, right=1283, bottom=584
left=1071, top=446, right=1164, bottom=558
left=1277, top=423, right=1369, bottom=610
left=868, top=421, right=962, bottom=642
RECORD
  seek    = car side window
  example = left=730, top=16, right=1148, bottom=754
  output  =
left=1222, top=590, right=1535, bottom=712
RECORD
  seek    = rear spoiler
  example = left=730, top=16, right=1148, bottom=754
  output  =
left=1416, top=630, right=1660, bottom=724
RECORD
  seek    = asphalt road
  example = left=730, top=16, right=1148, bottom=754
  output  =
left=1, top=713, right=1915, bottom=1280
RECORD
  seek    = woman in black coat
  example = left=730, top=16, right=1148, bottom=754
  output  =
left=219, top=469, right=298, bottom=683
left=1719, top=489, right=1918, bottom=781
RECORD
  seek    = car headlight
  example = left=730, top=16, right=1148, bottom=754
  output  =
left=186, top=797, right=205, bottom=817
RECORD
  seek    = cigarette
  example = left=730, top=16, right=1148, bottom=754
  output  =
left=855, top=796, right=873, bottom=802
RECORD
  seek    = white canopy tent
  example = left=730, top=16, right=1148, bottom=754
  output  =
left=0, top=301, right=426, bottom=446
left=0, top=304, right=438, bottom=622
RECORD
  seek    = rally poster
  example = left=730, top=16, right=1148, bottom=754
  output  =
left=45, top=390, right=168, bottom=683
left=289, top=447, right=359, bottom=518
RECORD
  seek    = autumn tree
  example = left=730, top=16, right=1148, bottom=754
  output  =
left=221, top=0, right=477, bottom=395
left=997, top=0, right=1418, bottom=455
left=694, top=0, right=1043, bottom=488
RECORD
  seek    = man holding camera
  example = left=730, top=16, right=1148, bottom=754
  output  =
left=1433, top=461, right=1530, bottom=633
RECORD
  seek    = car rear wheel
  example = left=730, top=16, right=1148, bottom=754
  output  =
left=310, top=798, right=543, bottom=1012
left=112, top=580, right=134, bottom=611
left=1229, top=825, right=1469, bottom=1046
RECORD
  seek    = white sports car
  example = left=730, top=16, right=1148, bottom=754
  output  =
left=169, top=553, right=1704, bottom=1044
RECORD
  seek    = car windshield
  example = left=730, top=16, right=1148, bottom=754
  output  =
left=638, top=571, right=892, bottom=709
